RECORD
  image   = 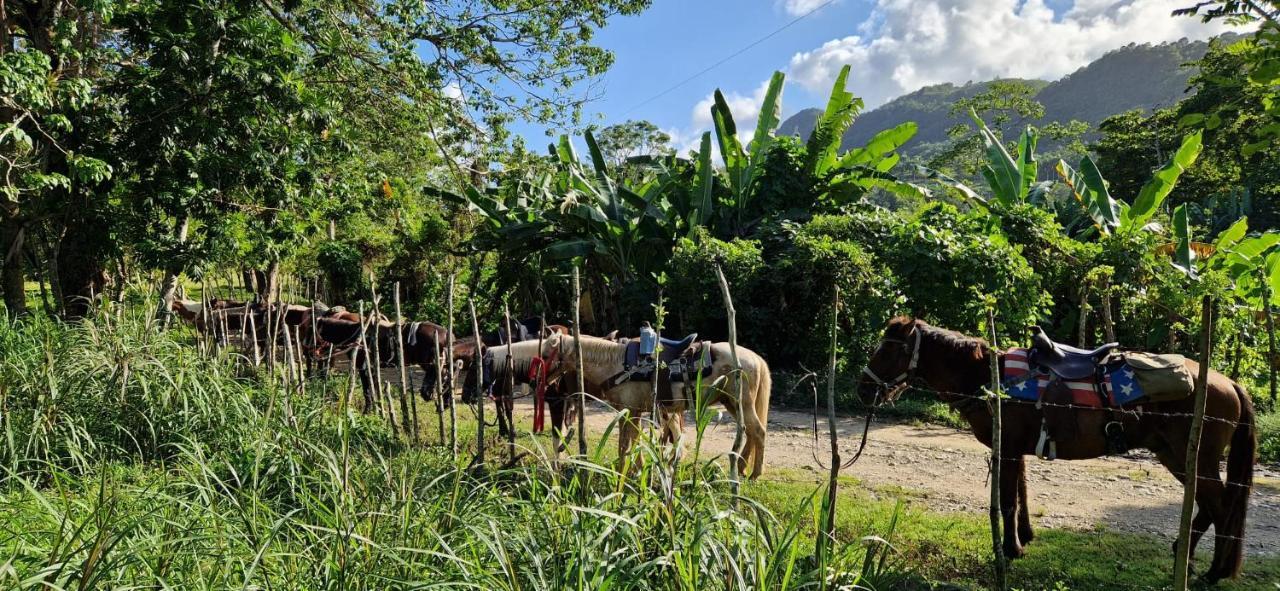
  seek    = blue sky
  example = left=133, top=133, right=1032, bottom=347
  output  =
left=509, top=0, right=1238, bottom=154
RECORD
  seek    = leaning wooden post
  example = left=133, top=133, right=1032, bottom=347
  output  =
left=394, top=282, right=415, bottom=442
left=817, top=287, right=841, bottom=568
left=433, top=331, right=446, bottom=445
left=447, top=275, right=458, bottom=459
left=714, top=264, right=745, bottom=490
left=1258, top=266, right=1277, bottom=405
left=986, top=308, right=1007, bottom=591
left=343, top=301, right=367, bottom=416
left=371, top=277, right=397, bottom=436
left=573, top=267, right=587, bottom=456
left=503, top=300, right=517, bottom=460
left=469, top=298, right=486, bottom=465
left=1173, top=295, right=1215, bottom=591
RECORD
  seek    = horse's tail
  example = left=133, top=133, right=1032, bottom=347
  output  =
left=754, top=357, right=772, bottom=434
left=1218, top=383, right=1255, bottom=579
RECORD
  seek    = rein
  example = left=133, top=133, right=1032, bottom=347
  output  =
left=850, top=325, right=923, bottom=467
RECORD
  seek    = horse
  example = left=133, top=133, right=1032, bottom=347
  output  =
left=455, top=320, right=572, bottom=440
left=170, top=297, right=245, bottom=334
left=541, top=332, right=773, bottom=478
left=398, top=320, right=453, bottom=402
left=302, top=313, right=398, bottom=412
left=858, top=317, right=1255, bottom=583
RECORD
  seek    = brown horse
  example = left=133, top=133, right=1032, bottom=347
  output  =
left=859, top=317, right=1255, bottom=583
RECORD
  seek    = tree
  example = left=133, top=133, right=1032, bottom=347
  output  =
left=594, top=120, right=673, bottom=170
left=929, top=80, right=1046, bottom=176
left=1094, top=40, right=1280, bottom=232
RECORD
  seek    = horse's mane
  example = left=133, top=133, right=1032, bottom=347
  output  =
left=571, top=334, right=627, bottom=366
left=487, top=340, right=544, bottom=382
left=913, top=319, right=989, bottom=359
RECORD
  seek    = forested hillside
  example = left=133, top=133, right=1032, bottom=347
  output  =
left=778, top=36, right=1231, bottom=151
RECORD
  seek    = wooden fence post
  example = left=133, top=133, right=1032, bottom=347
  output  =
left=1173, top=295, right=1215, bottom=590
left=469, top=298, right=485, bottom=465
left=714, top=264, right=745, bottom=492
left=394, top=282, right=415, bottom=442
left=433, top=331, right=446, bottom=445
left=447, top=275, right=457, bottom=459
left=1259, top=266, right=1276, bottom=405
left=503, top=300, right=517, bottom=460
left=371, top=276, right=397, bottom=437
left=818, top=286, right=841, bottom=569
left=986, top=309, right=1007, bottom=591
left=573, top=267, right=587, bottom=456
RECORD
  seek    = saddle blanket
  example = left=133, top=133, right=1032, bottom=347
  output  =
left=1002, top=348, right=1146, bottom=407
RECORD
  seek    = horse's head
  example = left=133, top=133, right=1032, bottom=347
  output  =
left=858, top=316, right=922, bottom=407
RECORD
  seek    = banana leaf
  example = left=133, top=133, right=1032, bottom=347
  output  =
left=1126, top=132, right=1202, bottom=231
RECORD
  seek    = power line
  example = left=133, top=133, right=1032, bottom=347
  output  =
left=618, top=0, right=840, bottom=118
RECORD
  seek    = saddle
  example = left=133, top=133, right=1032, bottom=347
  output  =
left=611, top=331, right=713, bottom=405
left=1029, top=326, right=1118, bottom=380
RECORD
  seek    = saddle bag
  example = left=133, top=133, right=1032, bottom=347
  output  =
left=1122, top=353, right=1194, bottom=402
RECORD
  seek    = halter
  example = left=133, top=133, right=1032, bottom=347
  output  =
left=862, top=325, right=923, bottom=394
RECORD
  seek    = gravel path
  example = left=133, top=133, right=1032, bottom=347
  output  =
left=502, top=397, right=1280, bottom=556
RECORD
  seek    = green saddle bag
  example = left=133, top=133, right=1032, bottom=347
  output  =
left=1124, top=352, right=1194, bottom=402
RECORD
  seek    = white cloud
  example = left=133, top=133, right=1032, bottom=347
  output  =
left=778, top=0, right=840, bottom=17
left=787, top=0, right=1242, bottom=107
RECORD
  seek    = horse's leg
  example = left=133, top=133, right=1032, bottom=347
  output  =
left=1001, top=455, right=1025, bottom=559
left=419, top=362, right=435, bottom=401
left=1017, top=457, right=1034, bottom=544
left=618, top=412, right=639, bottom=472
left=1192, top=444, right=1233, bottom=582
left=355, top=350, right=374, bottom=413
left=549, top=391, right=567, bottom=456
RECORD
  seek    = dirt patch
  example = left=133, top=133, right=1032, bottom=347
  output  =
left=505, top=397, right=1280, bottom=557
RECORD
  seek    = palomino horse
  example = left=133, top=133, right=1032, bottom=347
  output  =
left=859, top=317, right=1255, bottom=583
left=541, top=333, right=773, bottom=478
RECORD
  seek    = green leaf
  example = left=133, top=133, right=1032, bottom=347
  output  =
left=711, top=91, right=746, bottom=195
left=840, top=122, right=915, bottom=168
left=1172, top=204, right=1197, bottom=278
left=1229, top=233, right=1280, bottom=261
left=1127, top=132, right=1202, bottom=232
left=544, top=239, right=595, bottom=260
left=690, top=132, right=714, bottom=231
left=1081, top=156, right=1121, bottom=233
left=1014, top=126, right=1039, bottom=200
left=747, top=71, right=786, bottom=176
left=969, top=108, right=1020, bottom=205
left=807, top=65, right=860, bottom=175
left=1214, top=217, right=1248, bottom=251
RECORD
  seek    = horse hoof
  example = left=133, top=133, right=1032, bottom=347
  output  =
left=1019, top=527, right=1035, bottom=543
left=1003, top=544, right=1025, bottom=560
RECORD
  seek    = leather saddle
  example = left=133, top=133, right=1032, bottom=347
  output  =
left=1029, top=326, right=1118, bottom=380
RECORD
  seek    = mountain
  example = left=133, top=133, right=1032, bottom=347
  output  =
left=777, top=36, right=1234, bottom=152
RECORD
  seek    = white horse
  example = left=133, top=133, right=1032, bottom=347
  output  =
left=541, top=333, right=772, bottom=479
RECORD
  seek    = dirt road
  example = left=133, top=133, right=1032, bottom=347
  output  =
left=504, top=397, right=1280, bottom=556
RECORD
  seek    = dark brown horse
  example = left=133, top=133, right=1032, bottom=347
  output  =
left=859, top=317, right=1255, bottom=583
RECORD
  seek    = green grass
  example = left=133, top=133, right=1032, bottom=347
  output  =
left=746, top=472, right=1280, bottom=590
left=2, top=303, right=1278, bottom=589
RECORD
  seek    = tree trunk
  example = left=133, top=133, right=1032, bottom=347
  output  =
left=1, top=215, right=26, bottom=316
left=57, top=209, right=111, bottom=319
left=155, top=216, right=191, bottom=324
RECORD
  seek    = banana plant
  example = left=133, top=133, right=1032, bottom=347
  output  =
left=1057, top=132, right=1203, bottom=235
left=804, top=65, right=923, bottom=206
left=710, top=67, right=922, bottom=235
left=970, top=108, right=1048, bottom=206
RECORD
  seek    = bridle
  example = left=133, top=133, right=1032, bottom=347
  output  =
left=861, top=324, right=923, bottom=398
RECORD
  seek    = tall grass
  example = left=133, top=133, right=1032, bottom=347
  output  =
left=0, top=302, right=907, bottom=589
